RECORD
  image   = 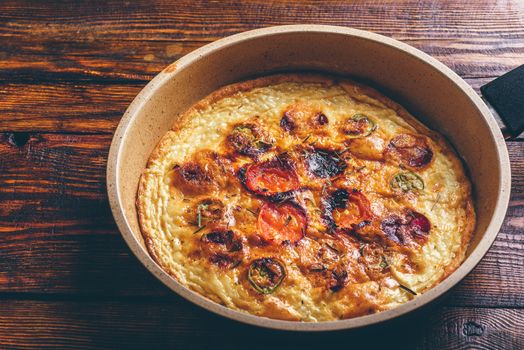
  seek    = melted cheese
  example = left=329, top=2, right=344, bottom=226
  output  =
left=137, top=74, right=475, bottom=322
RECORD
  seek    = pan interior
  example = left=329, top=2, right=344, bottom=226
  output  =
left=111, top=27, right=508, bottom=330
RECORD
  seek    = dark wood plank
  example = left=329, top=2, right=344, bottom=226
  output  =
left=0, top=1, right=522, bottom=348
left=0, top=83, right=144, bottom=133
left=0, top=133, right=523, bottom=306
left=0, top=77, right=508, bottom=133
left=0, top=300, right=521, bottom=349
left=0, top=0, right=523, bottom=83
left=1, top=1, right=521, bottom=133
left=0, top=133, right=169, bottom=295
left=0, top=133, right=108, bottom=199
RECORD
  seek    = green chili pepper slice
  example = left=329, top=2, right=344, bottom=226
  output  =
left=233, top=125, right=256, bottom=142
left=248, top=258, right=286, bottom=294
left=344, top=114, right=376, bottom=138
left=390, top=171, right=425, bottom=192
left=229, top=124, right=272, bottom=157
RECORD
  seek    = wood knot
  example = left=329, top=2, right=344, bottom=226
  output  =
left=8, top=132, right=30, bottom=147
left=462, top=321, right=484, bottom=336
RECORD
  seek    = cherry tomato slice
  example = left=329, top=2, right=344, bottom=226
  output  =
left=332, top=191, right=372, bottom=229
left=257, top=202, right=306, bottom=244
left=243, top=158, right=300, bottom=196
left=408, top=211, right=431, bottom=237
left=387, top=133, right=433, bottom=168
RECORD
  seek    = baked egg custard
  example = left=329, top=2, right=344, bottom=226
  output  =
left=137, top=74, right=475, bottom=321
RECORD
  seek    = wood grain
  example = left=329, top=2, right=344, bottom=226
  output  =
left=0, top=78, right=505, bottom=134
left=1, top=1, right=523, bottom=347
left=1, top=0, right=522, bottom=134
left=0, top=83, right=144, bottom=133
left=1, top=0, right=523, bottom=83
left=0, top=300, right=522, bottom=349
left=0, top=133, right=168, bottom=295
left=1, top=133, right=523, bottom=306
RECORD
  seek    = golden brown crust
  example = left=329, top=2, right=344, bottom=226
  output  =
left=136, top=172, right=164, bottom=269
left=151, top=75, right=335, bottom=162
left=136, top=73, right=476, bottom=321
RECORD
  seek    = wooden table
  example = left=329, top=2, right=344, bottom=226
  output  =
left=1, top=1, right=523, bottom=348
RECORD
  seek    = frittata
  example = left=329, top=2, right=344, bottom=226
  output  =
left=137, top=74, right=475, bottom=322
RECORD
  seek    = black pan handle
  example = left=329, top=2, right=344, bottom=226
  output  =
left=481, top=64, right=524, bottom=139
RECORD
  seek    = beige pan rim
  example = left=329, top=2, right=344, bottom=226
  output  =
left=107, top=25, right=511, bottom=331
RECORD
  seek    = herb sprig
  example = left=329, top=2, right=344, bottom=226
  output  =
left=399, top=284, right=417, bottom=296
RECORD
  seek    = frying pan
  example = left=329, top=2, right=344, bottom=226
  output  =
left=107, top=25, right=512, bottom=331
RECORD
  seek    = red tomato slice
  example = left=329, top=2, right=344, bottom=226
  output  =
left=244, top=159, right=300, bottom=196
left=257, top=202, right=306, bottom=244
left=332, top=191, right=372, bottom=229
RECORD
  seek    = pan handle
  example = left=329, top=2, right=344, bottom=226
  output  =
left=481, top=64, right=524, bottom=139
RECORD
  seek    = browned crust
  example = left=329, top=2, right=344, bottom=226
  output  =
left=136, top=72, right=476, bottom=314
left=136, top=172, right=164, bottom=269
left=146, top=74, right=337, bottom=167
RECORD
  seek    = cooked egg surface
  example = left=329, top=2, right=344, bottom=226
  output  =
left=137, top=74, right=475, bottom=322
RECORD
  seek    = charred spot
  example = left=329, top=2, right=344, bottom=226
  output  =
left=280, top=111, right=295, bottom=132
left=305, top=149, right=347, bottom=178
left=202, top=230, right=233, bottom=245
left=321, top=189, right=349, bottom=232
left=237, top=166, right=247, bottom=184
left=410, top=147, right=433, bottom=168
left=329, top=265, right=349, bottom=292
left=280, top=105, right=329, bottom=135
left=354, top=220, right=371, bottom=230
left=209, top=254, right=239, bottom=269
left=228, top=239, right=243, bottom=252
left=339, top=220, right=371, bottom=237
left=177, top=162, right=210, bottom=183
left=381, top=210, right=431, bottom=245
left=227, top=123, right=273, bottom=158
left=201, top=230, right=244, bottom=268
left=172, top=160, right=218, bottom=195
left=316, top=112, right=329, bottom=125
left=309, top=263, right=327, bottom=272
left=331, top=189, right=350, bottom=209
left=255, top=258, right=284, bottom=280
left=273, top=152, right=293, bottom=169
left=268, top=190, right=297, bottom=203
